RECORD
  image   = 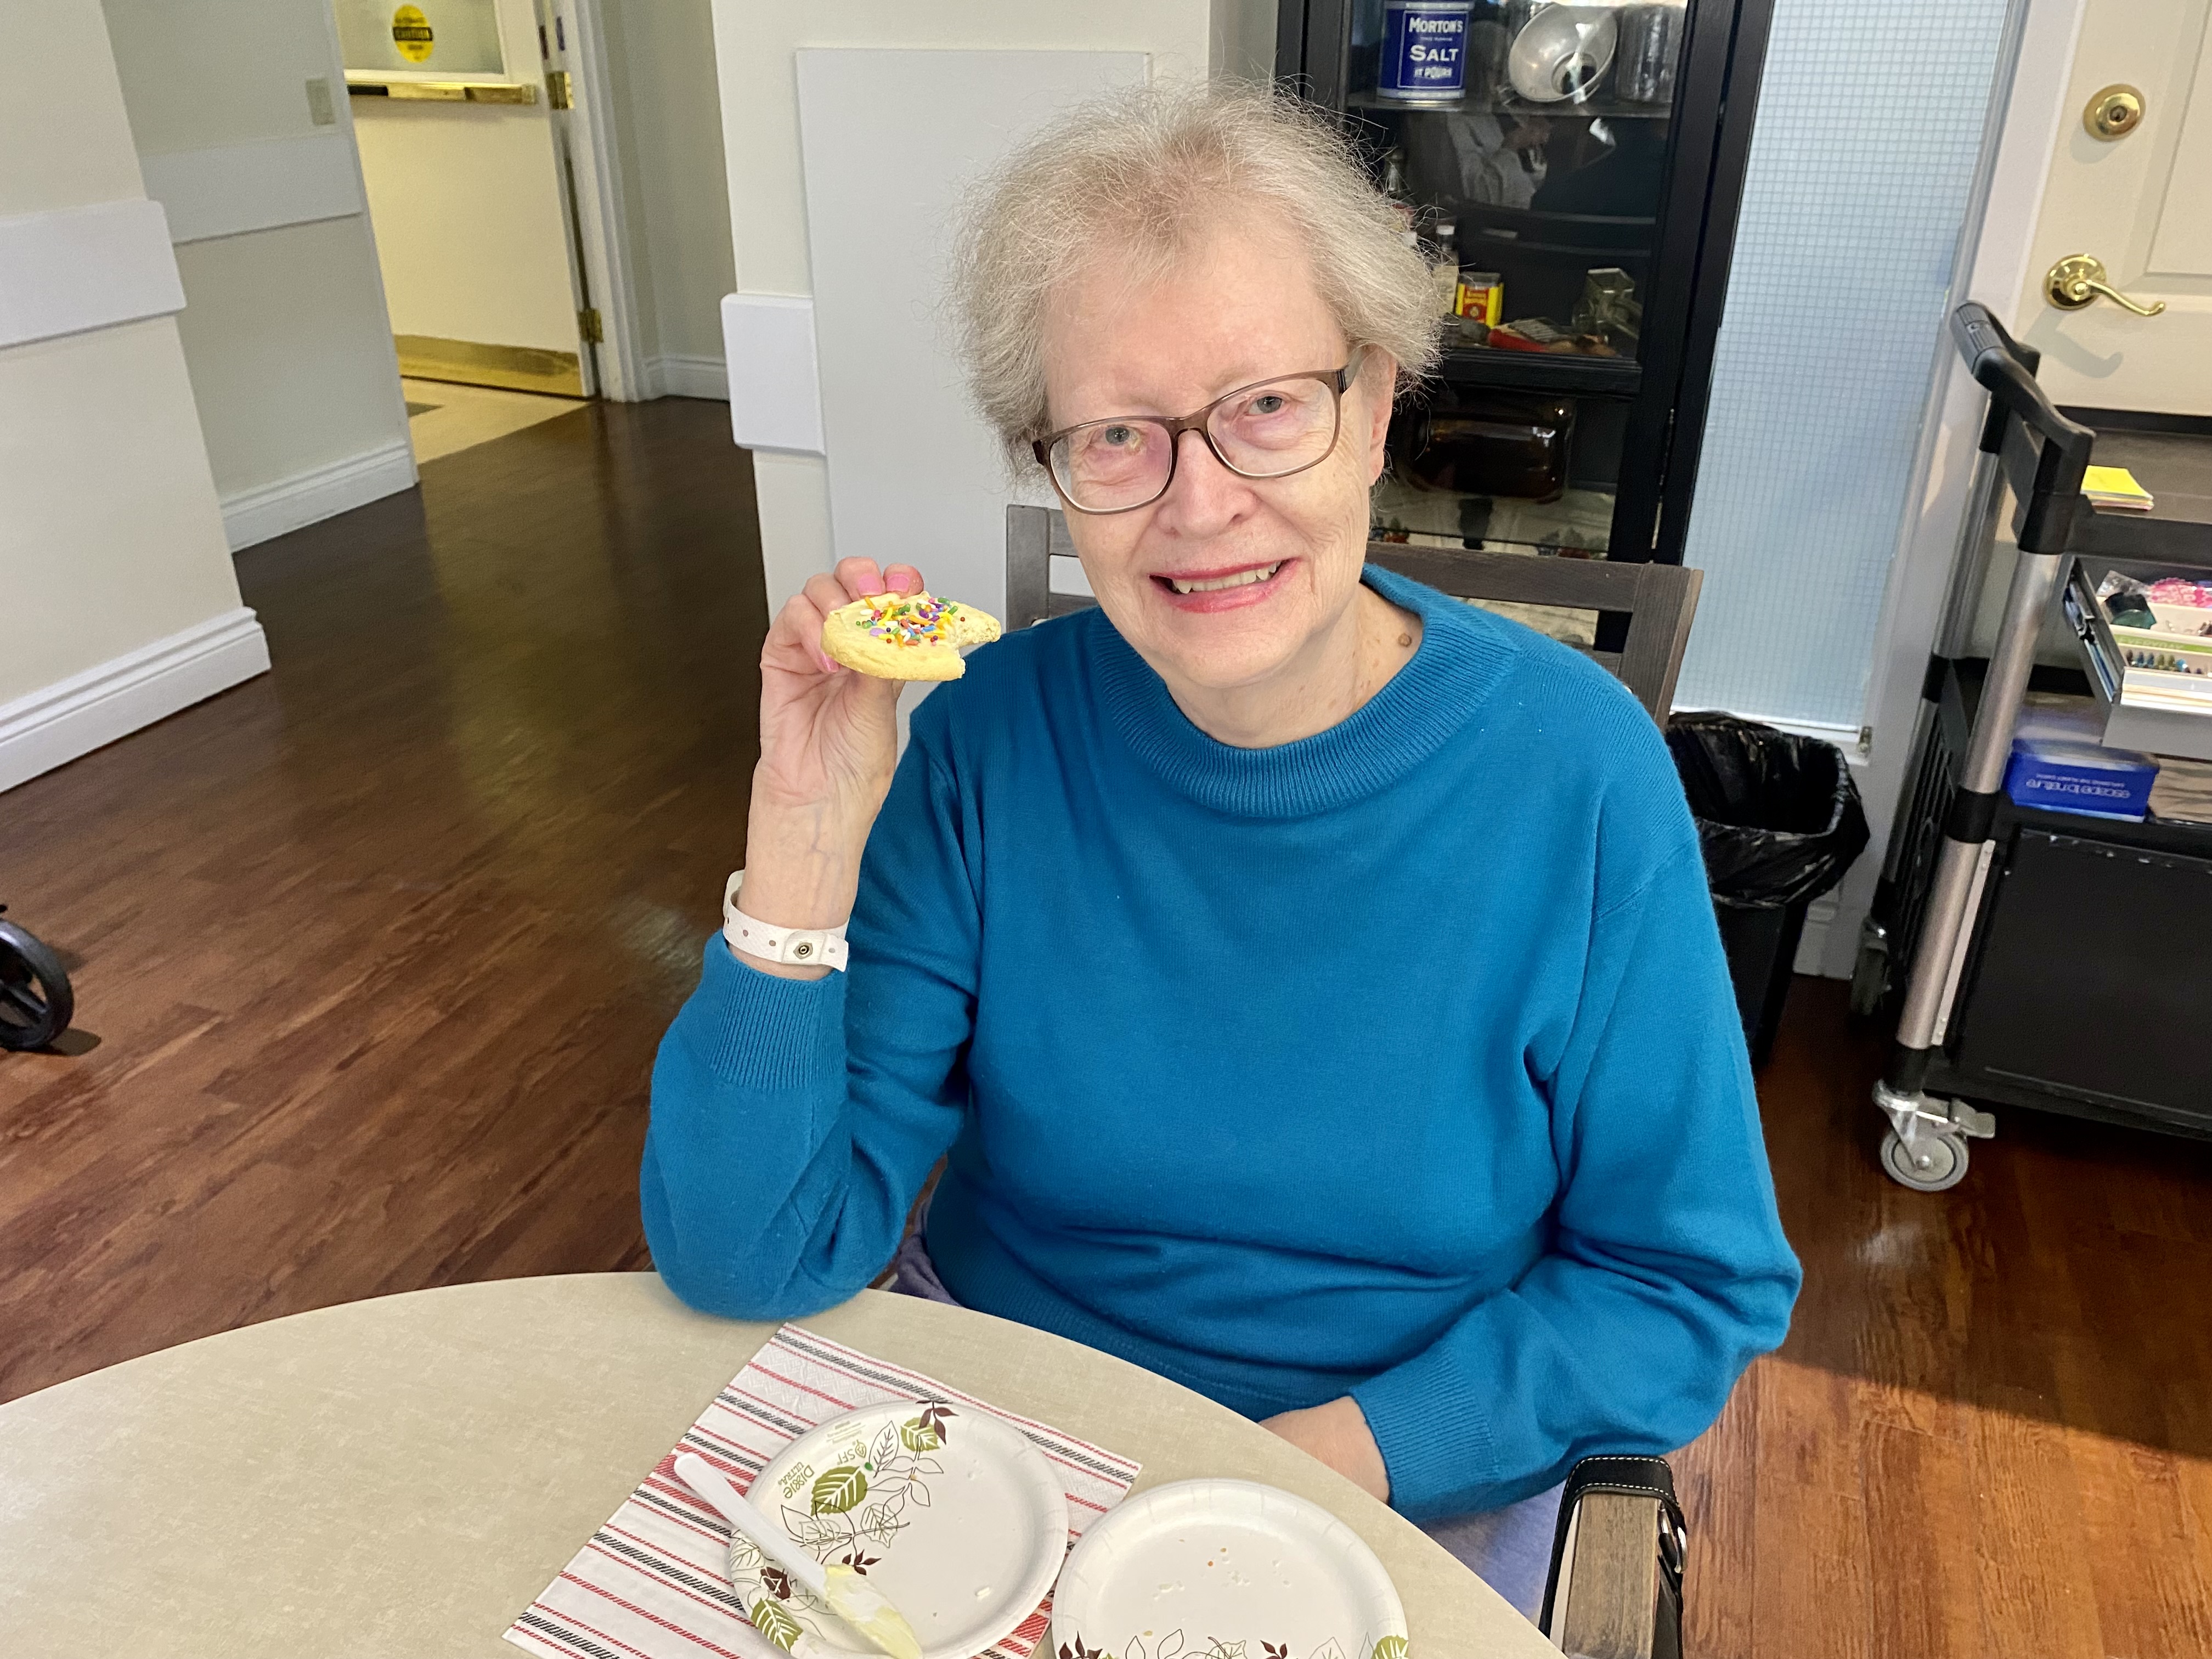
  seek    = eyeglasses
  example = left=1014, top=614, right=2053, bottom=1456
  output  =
left=1031, top=349, right=1369, bottom=515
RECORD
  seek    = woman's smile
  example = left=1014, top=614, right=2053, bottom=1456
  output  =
left=1153, top=556, right=1293, bottom=611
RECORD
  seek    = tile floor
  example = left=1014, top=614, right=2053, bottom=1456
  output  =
left=400, top=376, right=588, bottom=466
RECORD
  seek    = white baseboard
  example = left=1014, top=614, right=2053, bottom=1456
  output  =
left=0, top=608, right=269, bottom=794
left=221, top=436, right=417, bottom=551
left=646, top=352, right=730, bottom=402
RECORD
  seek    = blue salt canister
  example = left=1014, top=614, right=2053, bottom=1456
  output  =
left=1379, top=0, right=1476, bottom=104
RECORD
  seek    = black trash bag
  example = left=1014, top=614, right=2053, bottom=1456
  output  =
left=1666, top=712, right=1869, bottom=910
left=1666, top=713, right=1870, bottom=1066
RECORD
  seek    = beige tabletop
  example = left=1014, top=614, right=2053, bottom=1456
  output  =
left=0, top=1273, right=1553, bottom=1657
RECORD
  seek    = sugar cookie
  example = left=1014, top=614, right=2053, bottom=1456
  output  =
left=820, top=590, right=1002, bottom=681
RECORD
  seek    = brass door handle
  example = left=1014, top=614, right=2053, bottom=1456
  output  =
left=2045, top=253, right=2165, bottom=316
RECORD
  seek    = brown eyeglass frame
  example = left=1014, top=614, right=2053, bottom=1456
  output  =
left=1030, top=348, right=1369, bottom=516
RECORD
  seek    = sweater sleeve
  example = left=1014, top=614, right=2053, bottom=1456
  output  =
left=640, top=730, right=979, bottom=1319
left=1349, top=839, right=1802, bottom=1520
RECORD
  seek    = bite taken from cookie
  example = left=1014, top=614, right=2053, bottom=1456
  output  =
left=820, top=590, right=1002, bottom=681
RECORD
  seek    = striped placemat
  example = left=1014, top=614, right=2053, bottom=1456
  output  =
left=506, top=1324, right=1142, bottom=1659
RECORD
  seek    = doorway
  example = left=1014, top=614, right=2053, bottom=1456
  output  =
left=334, top=0, right=629, bottom=458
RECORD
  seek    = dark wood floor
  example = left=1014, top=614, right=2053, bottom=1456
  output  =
left=5, top=398, right=2209, bottom=1655
left=1675, top=979, right=2212, bottom=1659
left=0, top=399, right=762, bottom=1401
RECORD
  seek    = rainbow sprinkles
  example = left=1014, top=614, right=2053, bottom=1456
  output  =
left=821, top=588, right=1003, bottom=681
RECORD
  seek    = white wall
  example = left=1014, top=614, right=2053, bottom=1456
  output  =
left=0, top=0, right=268, bottom=791
left=601, top=0, right=738, bottom=398
left=1211, top=0, right=1280, bottom=83
left=100, top=0, right=415, bottom=550
left=707, top=0, right=1219, bottom=615
left=798, top=49, right=1147, bottom=632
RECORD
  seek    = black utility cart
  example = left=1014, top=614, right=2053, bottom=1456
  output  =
left=1860, top=303, right=2212, bottom=1190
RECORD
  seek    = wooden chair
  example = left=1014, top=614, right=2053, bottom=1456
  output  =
left=1006, top=504, right=1703, bottom=720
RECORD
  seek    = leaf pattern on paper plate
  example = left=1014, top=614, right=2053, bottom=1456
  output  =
left=724, top=1405, right=963, bottom=1650
left=810, top=1464, right=870, bottom=1515
left=748, top=1596, right=804, bottom=1651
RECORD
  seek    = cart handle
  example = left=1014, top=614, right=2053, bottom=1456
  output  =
left=1949, top=302, right=2096, bottom=556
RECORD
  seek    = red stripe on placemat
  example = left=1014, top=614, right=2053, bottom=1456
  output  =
left=554, top=1573, right=758, bottom=1658
left=583, top=1538, right=748, bottom=1623
left=535, top=1596, right=718, bottom=1659
left=652, top=1450, right=751, bottom=1496
left=507, top=1605, right=596, bottom=1659
left=679, top=1422, right=777, bottom=1472
left=603, top=1515, right=729, bottom=1568
left=742, top=1360, right=862, bottom=1417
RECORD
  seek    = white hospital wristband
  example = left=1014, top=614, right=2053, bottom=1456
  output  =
left=721, top=870, right=849, bottom=971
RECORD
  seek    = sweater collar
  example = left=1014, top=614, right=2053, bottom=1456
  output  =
left=1089, top=563, right=1516, bottom=819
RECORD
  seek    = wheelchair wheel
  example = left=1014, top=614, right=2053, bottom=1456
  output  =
left=0, top=917, right=72, bottom=1051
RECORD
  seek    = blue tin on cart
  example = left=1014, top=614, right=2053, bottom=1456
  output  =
left=1379, top=0, right=1475, bottom=104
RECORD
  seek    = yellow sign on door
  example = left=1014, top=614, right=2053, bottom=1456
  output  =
left=392, top=4, right=434, bottom=63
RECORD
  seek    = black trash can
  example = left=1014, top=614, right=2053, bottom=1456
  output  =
left=1666, top=713, right=1870, bottom=1068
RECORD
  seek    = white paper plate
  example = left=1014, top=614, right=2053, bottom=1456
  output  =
left=729, top=1401, right=1069, bottom=1659
left=1050, top=1479, right=1410, bottom=1659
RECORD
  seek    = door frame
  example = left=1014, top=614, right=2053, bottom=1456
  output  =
left=543, top=0, right=648, bottom=401
left=1812, top=0, right=2090, bottom=975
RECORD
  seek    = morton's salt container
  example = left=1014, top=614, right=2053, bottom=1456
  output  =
left=1377, top=0, right=1476, bottom=104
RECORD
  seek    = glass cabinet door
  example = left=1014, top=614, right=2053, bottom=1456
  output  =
left=1342, top=0, right=1692, bottom=560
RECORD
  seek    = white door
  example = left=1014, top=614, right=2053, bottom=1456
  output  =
left=338, top=0, right=591, bottom=393
left=2015, top=0, right=2212, bottom=414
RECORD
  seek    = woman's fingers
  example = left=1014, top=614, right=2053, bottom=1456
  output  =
left=801, top=571, right=857, bottom=616
left=785, top=563, right=927, bottom=674
left=766, top=590, right=838, bottom=675
left=832, top=556, right=889, bottom=599
left=822, top=558, right=925, bottom=600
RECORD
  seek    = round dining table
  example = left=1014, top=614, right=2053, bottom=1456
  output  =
left=0, top=1273, right=1555, bottom=1656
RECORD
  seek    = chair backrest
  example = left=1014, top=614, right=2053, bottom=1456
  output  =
left=1006, top=504, right=1703, bottom=719
left=1004, top=504, right=1093, bottom=630
left=1364, top=541, right=1702, bottom=718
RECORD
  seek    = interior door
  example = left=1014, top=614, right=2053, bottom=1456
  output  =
left=340, top=0, right=590, bottom=394
left=2016, top=0, right=2212, bottom=414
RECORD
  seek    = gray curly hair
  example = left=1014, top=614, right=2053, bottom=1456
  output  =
left=948, top=81, right=1442, bottom=471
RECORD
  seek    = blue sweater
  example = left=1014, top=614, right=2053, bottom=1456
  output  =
left=643, top=566, right=1799, bottom=1520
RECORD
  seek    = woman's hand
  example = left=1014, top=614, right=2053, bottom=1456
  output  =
left=1261, top=1397, right=1391, bottom=1504
left=736, top=558, right=922, bottom=967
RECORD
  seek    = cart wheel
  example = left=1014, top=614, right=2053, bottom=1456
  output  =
left=0, top=918, right=73, bottom=1052
left=1848, top=930, right=1889, bottom=1019
left=1881, top=1127, right=1968, bottom=1193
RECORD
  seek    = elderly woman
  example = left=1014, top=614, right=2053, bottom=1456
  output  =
left=643, top=85, right=1798, bottom=1614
